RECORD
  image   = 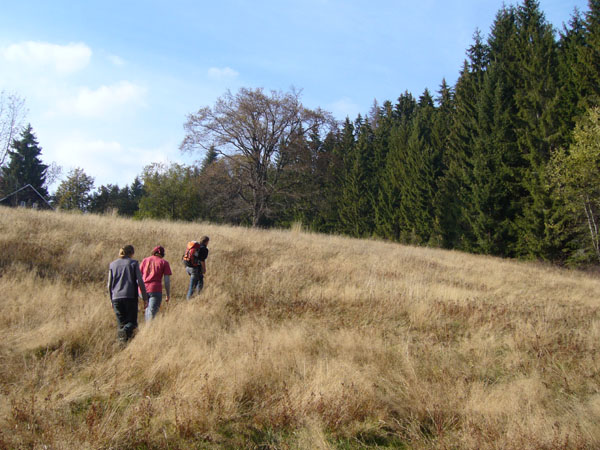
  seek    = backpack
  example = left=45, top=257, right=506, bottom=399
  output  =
left=182, top=241, right=201, bottom=267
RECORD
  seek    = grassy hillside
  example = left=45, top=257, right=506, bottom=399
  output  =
left=0, top=207, right=599, bottom=449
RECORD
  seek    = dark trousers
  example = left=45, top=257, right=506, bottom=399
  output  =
left=111, top=298, right=138, bottom=342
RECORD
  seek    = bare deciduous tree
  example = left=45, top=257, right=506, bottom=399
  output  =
left=0, top=91, right=27, bottom=167
left=181, top=87, right=334, bottom=227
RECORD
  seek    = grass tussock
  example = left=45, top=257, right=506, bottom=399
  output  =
left=0, top=206, right=599, bottom=448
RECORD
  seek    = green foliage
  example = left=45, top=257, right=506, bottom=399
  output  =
left=440, top=33, right=489, bottom=252
left=54, top=168, right=95, bottom=211
left=88, top=177, right=144, bottom=217
left=548, top=107, right=600, bottom=262
left=577, top=0, right=600, bottom=108
left=199, top=146, right=218, bottom=173
left=510, top=0, right=564, bottom=259
left=136, top=162, right=201, bottom=221
left=375, top=93, right=416, bottom=241
left=336, top=118, right=375, bottom=237
left=395, top=90, right=439, bottom=245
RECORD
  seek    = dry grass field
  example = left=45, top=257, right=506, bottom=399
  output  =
left=0, top=206, right=599, bottom=449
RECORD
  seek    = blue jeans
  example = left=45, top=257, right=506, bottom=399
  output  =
left=186, top=267, right=204, bottom=299
left=145, top=292, right=162, bottom=321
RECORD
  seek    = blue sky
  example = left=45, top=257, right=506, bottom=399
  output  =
left=0, top=0, right=589, bottom=189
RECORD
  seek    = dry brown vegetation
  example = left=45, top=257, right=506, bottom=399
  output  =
left=0, top=206, right=599, bottom=449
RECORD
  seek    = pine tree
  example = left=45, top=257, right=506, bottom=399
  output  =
left=556, top=11, right=587, bottom=147
left=430, top=79, right=455, bottom=247
left=337, top=119, right=375, bottom=237
left=309, top=130, right=341, bottom=232
left=442, top=31, right=490, bottom=251
left=374, top=93, right=417, bottom=240
left=371, top=101, right=395, bottom=236
left=200, top=146, right=219, bottom=173
left=468, top=63, right=522, bottom=255
left=89, top=184, right=121, bottom=214
left=459, top=5, right=526, bottom=256
left=396, top=90, right=437, bottom=244
left=512, top=0, right=563, bottom=259
left=577, top=0, right=600, bottom=108
left=1, top=124, right=48, bottom=205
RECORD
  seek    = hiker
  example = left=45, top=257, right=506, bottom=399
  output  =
left=140, top=245, right=172, bottom=321
left=184, top=236, right=209, bottom=300
left=107, top=245, right=148, bottom=343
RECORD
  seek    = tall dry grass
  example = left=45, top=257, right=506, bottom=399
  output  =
left=0, top=206, right=599, bottom=449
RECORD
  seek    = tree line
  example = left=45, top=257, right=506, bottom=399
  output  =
left=1, top=0, right=599, bottom=264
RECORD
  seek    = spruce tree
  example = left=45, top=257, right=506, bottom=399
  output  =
left=371, top=100, right=395, bottom=236
left=337, top=119, right=375, bottom=237
left=393, top=90, right=437, bottom=244
left=461, top=5, right=525, bottom=256
left=442, top=31, right=490, bottom=251
left=556, top=11, right=587, bottom=147
left=468, top=63, right=522, bottom=255
left=512, top=0, right=563, bottom=259
left=310, top=130, right=341, bottom=232
left=375, top=92, right=416, bottom=240
left=200, top=146, right=219, bottom=173
left=577, top=0, right=600, bottom=108
left=430, top=79, right=455, bottom=247
left=1, top=124, right=48, bottom=205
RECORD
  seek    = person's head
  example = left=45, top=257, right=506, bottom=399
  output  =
left=199, top=236, right=209, bottom=246
left=152, top=245, right=165, bottom=257
left=119, top=245, right=135, bottom=258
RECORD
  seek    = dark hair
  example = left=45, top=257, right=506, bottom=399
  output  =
left=119, top=245, right=135, bottom=258
left=200, top=236, right=209, bottom=245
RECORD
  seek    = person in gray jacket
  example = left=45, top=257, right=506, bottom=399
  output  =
left=107, top=245, right=148, bottom=343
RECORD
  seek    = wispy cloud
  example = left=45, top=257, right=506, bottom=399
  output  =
left=107, top=54, right=126, bottom=66
left=207, top=66, right=239, bottom=80
left=52, top=135, right=176, bottom=187
left=329, top=97, right=360, bottom=120
left=3, top=41, right=91, bottom=75
left=54, top=81, right=147, bottom=118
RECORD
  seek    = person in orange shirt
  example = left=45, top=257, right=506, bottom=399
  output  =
left=140, top=245, right=172, bottom=321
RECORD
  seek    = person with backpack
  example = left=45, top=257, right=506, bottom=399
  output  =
left=140, top=245, right=172, bottom=321
left=107, top=245, right=148, bottom=343
left=183, top=236, right=209, bottom=300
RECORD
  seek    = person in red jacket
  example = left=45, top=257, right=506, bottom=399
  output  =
left=140, top=245, right=172, bottom=321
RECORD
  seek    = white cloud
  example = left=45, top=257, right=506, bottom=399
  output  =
left=207, top=66, right=239, bottom=80
left=329, top=97, right=360, bottom=120
left=3, top=41, right=91, bottom=75
left=54, top=81, right=147, bottom=118
left=51, top=136, right=177, bottom=188
left=107, top=54, right=126, bottom=66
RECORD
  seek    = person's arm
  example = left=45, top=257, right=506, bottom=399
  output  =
left=200, top=260, right=206, bottom=275
left=107, top=269, right=113, bottom=301
left=164, top=275, right=170, bottom=302
left=135, top=263, right=149, bottom=304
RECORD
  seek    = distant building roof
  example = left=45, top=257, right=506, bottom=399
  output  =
left=0, top=184, right=53, bottom=209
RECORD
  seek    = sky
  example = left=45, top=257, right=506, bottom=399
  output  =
left=0, top=0, right=590, bottom=190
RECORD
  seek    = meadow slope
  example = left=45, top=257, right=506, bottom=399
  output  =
left=0, top=206, right=599, bottom=449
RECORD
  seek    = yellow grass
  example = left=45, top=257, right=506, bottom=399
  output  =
left=0, top=206, right=599, bottom=449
